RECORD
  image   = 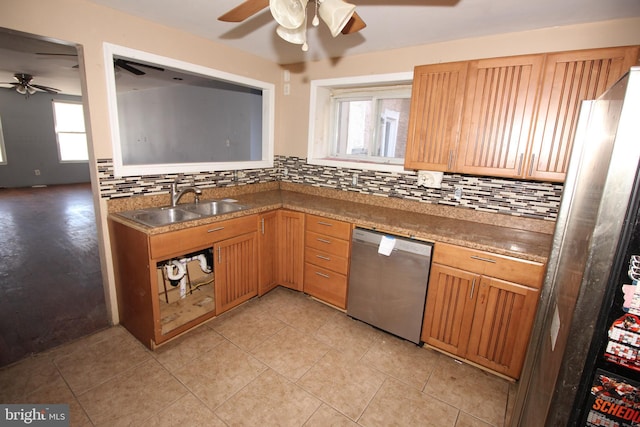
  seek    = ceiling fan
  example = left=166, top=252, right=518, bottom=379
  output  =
left=0, top=73, right=59, bottom=97
left=36, top=52, right=165, bottom=76
left=219, top=0, right=366, bottom=51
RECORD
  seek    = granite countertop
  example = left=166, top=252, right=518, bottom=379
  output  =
left=108, top=183, right=553, bottom=263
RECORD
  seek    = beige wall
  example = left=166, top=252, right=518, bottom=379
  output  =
left=279, top=17, right=640, bottom=157
left=2, top=0, right=639, bottom=324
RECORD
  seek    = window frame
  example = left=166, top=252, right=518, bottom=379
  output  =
left=52, top=100, right=89, bottom=163
left=104, top=43, right=275, bottom=177
left=308, top=72, right=413, bottom=173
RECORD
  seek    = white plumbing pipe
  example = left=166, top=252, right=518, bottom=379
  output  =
left=165, top=259, right=186, bottom=281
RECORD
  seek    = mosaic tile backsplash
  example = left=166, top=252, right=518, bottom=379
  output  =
left=98, top=156, right=563, bottom=221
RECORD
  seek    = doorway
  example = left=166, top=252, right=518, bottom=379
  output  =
left=0, top=29, right=109, bottom=366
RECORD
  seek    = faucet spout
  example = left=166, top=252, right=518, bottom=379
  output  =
left=170, top=180, right=202, bottom=207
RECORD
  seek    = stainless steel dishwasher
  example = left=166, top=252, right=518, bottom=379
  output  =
left=347, top=228, right=433, bottom=345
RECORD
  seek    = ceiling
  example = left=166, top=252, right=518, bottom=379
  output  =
left=1, top=0, right=639, bottom=96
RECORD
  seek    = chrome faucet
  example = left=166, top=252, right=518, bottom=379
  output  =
left=170, top=179, right=202, bottom=207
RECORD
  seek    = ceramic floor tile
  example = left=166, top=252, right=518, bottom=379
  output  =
left=313, top=315, right=384, bottom=360
left=456, top=412, right=496, bottom=427
left=304, top=404, right=360, bottom=426
left=0, top=354, right=59, bottom=403
left=297, top=349, right=386, bottom=421
left=142, top=393, right=226, bottom=426
left=207, top=301, right=286, bottom=351
left=359, top=377, right=459, bottom=426
left=173, top=339, right=266, bottom=410
left=215, top=369, right=322, bottom=426
left=362, top=334, right=442, bottom=390
left=251, top=325, right=330, bottom=381
left=153, top=325, right=225, bottom=372
left=78, top=358, right=187, bottom=426
left=53, top=326, right=151, bottom=395
left=423, top=356, right=509, bottom=427
left=266, top=288, right=339, bottom=335
left=23, top=374, right=92, bottom=426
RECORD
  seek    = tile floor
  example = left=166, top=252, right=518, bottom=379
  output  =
left=0, top=287, right=516, bottom=426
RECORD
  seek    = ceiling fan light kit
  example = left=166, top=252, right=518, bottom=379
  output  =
left=269, top=0, right=356, bottom=51
left=270, top=0, right=308, bottom=29
left=318, top=0, right=356, bottom=37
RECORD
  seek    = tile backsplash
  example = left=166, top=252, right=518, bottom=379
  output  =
left=98, top=156, right=562, bottom=221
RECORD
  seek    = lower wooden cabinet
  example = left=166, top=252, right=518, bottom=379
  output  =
left=422, top=242, right=544, bottom=379
left=257, top=211, right=278, bottom=296
left=214, top=232, right=258, bottom=314
left=277, top=210, right=305, bottom=291
left=303, top=214, right=352, bottom=308
left=109, top=214, right=258, bottom=348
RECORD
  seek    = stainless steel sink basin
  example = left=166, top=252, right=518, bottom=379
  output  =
left=121, top=207, right=202, bottom=227
left=118, top=200, right=247, bottom=227
left=181, top=200, right=246, bottom=216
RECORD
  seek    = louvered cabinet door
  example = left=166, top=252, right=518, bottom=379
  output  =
left=527, top=46, right=640, bottom=181
left=465, top=276, right=539, bottom=379
left=277, top=210, right=305, bottom=291
left=457, top=54, right=544, bottom=178
left=214, top=232, right=258, bottom=314
left=404, top=62, right=468, bottom=171
left=421, top=263, right=479, bottom=356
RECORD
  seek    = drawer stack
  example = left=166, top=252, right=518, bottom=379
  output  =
left=303, top=214, right=352, bottom=309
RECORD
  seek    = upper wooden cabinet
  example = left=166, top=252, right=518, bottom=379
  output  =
left=405, top=46, right=640, bottom=182
left=405, top=62, right=468, bottom=171
left=527, top=46, right=640, bottom=181
left=456, top=54, right=544, bottom=178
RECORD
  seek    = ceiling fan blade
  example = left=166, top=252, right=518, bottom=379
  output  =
left=114, top=59, right=145, bottom=75
left=218, top=0, right=269, bottom=22
left=31, top=84, right=60, bottom=94
left=124, top=60, right=165, bottom=72
left=341, top=12, right=367, bottom=34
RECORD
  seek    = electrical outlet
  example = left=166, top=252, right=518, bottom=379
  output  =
left=454, top=186, right=462, bottom=200
left=34, top=169, right=40, bottom=176
left=352, top=173, right=358, bottom=186
left=283, top=168, right=288, bottom=177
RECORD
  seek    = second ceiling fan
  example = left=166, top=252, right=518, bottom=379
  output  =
left=219, top=0, right=366, bottom=51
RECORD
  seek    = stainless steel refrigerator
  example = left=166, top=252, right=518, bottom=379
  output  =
left=512, top=67, right=640, bottom=426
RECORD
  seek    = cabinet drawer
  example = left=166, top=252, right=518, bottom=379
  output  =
left=304, top=263, right=348, bottom=309
left=305, top=214, right=351, bottom=240
left=305, top=247, right=349, bottom=275
left=150, top=214, right=257, bottom=260
left=305, top=231, right=350, bottom=258
left=433, top=242, right=545, bottom=288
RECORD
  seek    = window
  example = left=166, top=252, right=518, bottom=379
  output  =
left=0, top=115, right=6, bottom=165
left=52, top=100, right=88, bottom=162
left=308, top=72, right=413, bottom=172
left=104, top=43, right=274, bottom=177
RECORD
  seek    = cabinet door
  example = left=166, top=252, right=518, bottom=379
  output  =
left=466, top=276, right=539, bottom=379
left=527, top=46, right=640, bottom=181
left=404, top=62, right=468, bottom=171
left=257, top=211, right=278, bottom=296
left=456, top=54, right=543, bottom=178
left=277, top=210, right=305, bottom=291
left=214, top=232, right=258, bottom=314
left=421, top=263, right=479, bottom=356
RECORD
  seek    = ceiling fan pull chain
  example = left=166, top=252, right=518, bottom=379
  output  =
left=312, top=0, right=320, bottom=26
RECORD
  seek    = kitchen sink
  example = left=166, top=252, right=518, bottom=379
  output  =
left=117, top=200, right=247, bottom=227
left=180, top=200, right=246, bottom=216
